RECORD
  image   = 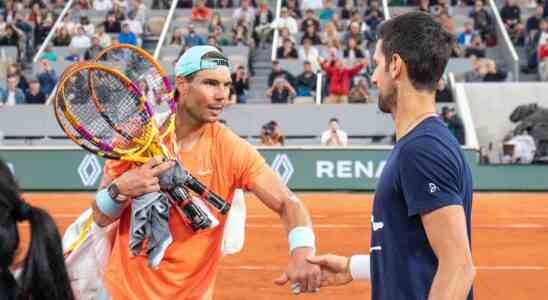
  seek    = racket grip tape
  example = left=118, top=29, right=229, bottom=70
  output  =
left=185, top=175, right=231, bottom=214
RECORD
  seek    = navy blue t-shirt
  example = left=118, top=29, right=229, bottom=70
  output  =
left=370, top=116, right=473, bottom=300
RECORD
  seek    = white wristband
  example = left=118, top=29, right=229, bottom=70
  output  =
left=349, top=255, right=371, bottom=281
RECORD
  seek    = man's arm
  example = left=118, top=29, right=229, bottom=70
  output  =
left=422, top=205, right=475, bottom=300
left=250, top=168, right=321, bottom=293
left=92, top=158, right=174, bottom=227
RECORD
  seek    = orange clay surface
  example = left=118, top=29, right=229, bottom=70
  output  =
left=18, top=192, right=548, bottom=300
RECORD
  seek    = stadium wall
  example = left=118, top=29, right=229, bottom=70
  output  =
left=1, top=147, right=547, bottom=191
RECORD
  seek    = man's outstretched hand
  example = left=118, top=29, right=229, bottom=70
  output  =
left=306, top=254, right=353, bottom=288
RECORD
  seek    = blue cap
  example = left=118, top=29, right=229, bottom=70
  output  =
left=174, top=46, right=230, bottom=77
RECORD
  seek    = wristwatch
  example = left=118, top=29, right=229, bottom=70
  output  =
left=107, top=183, right=127, bottom=203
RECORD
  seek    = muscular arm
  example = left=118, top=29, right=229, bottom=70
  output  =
left=422, top=205, right=475, bottom=300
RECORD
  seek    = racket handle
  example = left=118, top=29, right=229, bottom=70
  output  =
left=167, top=187, right=212, bottom=231
left=184, top=175, right=231, bottom=214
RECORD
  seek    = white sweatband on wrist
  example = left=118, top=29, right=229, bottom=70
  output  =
left=288, top=226, right=316, bottom=253
left=349, top=255, right=371, bottom=281
left=95, top=189, right=125, bottom=218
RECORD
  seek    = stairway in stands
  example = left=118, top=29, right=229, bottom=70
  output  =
left=247, top=45, right=273, bottom=104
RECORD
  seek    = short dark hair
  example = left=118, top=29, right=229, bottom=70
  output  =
left=377, top=12, right=454, bottom=91
left=329, top=117, right=339, bottom=123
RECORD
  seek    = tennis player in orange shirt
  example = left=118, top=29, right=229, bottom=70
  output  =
left=91, top=46, right=321, bottom=299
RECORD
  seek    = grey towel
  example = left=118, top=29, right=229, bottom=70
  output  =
left=129, top=192, right=173, bottom=268
left=157, top=160, right=191, bottom=190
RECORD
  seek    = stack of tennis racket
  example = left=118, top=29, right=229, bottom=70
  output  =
left=53, top=44, right=230, bottom=231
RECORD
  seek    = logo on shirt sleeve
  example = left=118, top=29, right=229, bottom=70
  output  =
left=429, top=183, right=440, bottom=194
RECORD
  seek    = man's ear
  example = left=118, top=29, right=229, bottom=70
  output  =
left=389, top=54, right=403, bottom=81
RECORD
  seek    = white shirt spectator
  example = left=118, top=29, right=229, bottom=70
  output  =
left=301, top=0, right=323, bottom=10
left=298, top=46, right=320, bottom=72
left=233, top=7, right=256, bottom=25
left=82, top=23, right=95, bottom=36
left=272, top=16, right=299, bottom=35
left=98, top=32, right=112, bottom=48
left=539, top=31, right=548, bottom=48
left=6, top=91, right=16, bottom=106
left=504, top=133, right=536, bottom=164
left=93, top=0, right=113, bottom=11
left=70, top=34, right=92, bottom=49
left=60, top=21, right=78, bottom=35
left=126, top=19, right=143, bottom=35
left=321, top=129, right=348, bottom=146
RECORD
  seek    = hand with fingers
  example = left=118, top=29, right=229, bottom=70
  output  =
left=274, top=248, right=322, bottom=295
left=113, top=157, right=176, bottom=200
left=306, top=254, right=354, bottom=288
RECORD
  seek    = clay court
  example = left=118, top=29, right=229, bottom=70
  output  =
left=17, top=192, right=548, bottom=299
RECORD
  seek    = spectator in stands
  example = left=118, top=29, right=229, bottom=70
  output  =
left=207, top=35, right=219, bottom=47
left=0, top=75, right=25, bottom=105
left=341, top=0, right=355, bottom=21
left=526, top=6, right=543, bottom=37
left=441, top=106, right=465, bottom=145
left=321, top=21, right=341, bottom=49
left=319, top=57, right=365, bottom=104
left=94, top=0, right=113, bottom=11
left=129, top=0, right=147, bottom=24
left=321, top=118, right=348, bottom=146
left=286, top=0, right=302, bottom=19
left=318, top=0, right=336, bottom=21
left=192, top=0, right=211, bottom=22
left=84, top=36, right=104, bottom=60
left=299, top=37, right=320, bottom=72
left=36, top=59, right=57, bottom=95
left=296, top=61, right=317, bottom=98
left=80, top=16, right=95, bottom=36
left=301, top=9, right=320, bottom=33
left=435, top=78, right=452, bottom=103
left=104, top=13, right=122, bottom=34
left=233, top=0, right=256, bottom=26
left=0, top=15, right=6, bottom=36
left=112, top=3, right=127, bottom=21
left=482, top=59, right=507, bottom=82
left=470, top=0, right=494, bottom=41
left=232, top=20, right=252, bottom=46
left=267, top=77, right=297, bottom=104
left=430, top=0, right=452, bottom=17
left=501, top=0, right=525, bottom=45
left=253, top=3, right=274, bottom=48
left=464, top=56, right=484, bottom=82
left=60, top=13, right=77, bottom=36
left=457, top=21, right=477, bottom=48
left=217, top=0, right=234, bottom=8
left=418, top=0, right=429, bottom=13
left=171, top=29, right=183, bottom=45
left=231, top=65, right=250, bottom=103
left=0, top=24, right=21, bottom=46
left=34, top=16, right=54, bottom=48
left=344, top=37, right=365, bottom=59
left=277, top=27, right=296, bottom=47
left=64, top=46, right=81, bottom=62
left=273, top=7, right=299, bottom=35
left=96, top=25, right=112, bottom=48
left=52, top=27, right=71, bottom=46
left=301, top=0, right=323, bottom=10
left=212, top=25, right=231, bottom=46
left=349, top=77, right=369, bottom=103
left=209, top=13, right=225, bottom=34
left=260, top=120, right=285, bottom=146
left=118, top=22, right=137, bottom=46
left=70, top=26, right=91, bottom=49
left=343, top=21, right=364, bottom=48
left=268, top=60, right=296, bottom=88
left=538, top=37, right=548, bottom=80
left=25, top=79, right=46, bottom=104
left=364, top=1, right=384, bottom=23
left=277, top=38, right=299, bottom=59
left=7, top=64, right=28, bottom=93
left=41, top=44, right=58, bottom=62
left=464, top=35, right=486, bottom=58
left=438, top=13, right=455, bottom=35
left=301, top=25, right=322, bottom=45
left=184, top=24, right=205, bottom=46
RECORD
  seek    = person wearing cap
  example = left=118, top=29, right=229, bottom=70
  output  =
left=118, top=22, right=137, bottom=45
left=95, top=46, right=321, bottom=299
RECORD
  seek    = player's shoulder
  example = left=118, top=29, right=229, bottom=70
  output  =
left=399, top=118, right=460, bottom=161
left=210, top=122, right=251, bottom=146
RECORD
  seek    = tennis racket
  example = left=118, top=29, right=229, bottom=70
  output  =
left=55, top=62, right=211, bottom=231
left=92, top=44, right=231, bottom=215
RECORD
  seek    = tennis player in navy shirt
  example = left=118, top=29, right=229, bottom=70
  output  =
left=307, top=12, right=475, bottom=299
